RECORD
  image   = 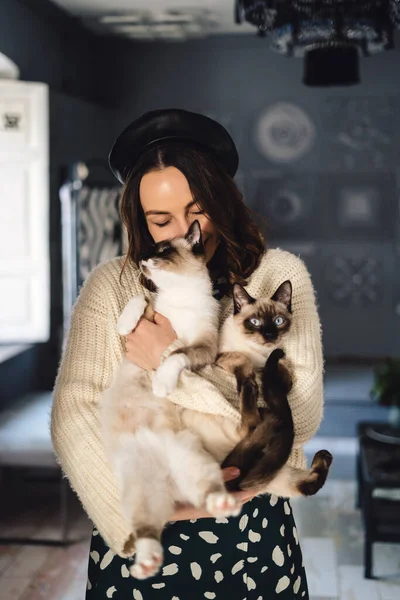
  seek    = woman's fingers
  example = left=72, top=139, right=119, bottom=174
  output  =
left=222, top=467, right=240, bottom=482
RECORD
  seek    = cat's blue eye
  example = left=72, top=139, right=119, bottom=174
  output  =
left=275, top=316, right=285, bottom=326
left=250, top=318, right=261, bottom=327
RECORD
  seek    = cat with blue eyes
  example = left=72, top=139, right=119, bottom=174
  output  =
left=213, top=281, right=332, bottom=499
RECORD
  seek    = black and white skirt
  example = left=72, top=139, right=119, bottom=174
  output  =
left=86, top=494, right=309, bottom=599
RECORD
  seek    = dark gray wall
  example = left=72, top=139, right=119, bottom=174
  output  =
left=0, top=0, right=118, bottom=106
left=113, top=35, right=400, bottom=360
left=0, top=0, right=118, bottom=402
left=1, top=7, right=400, bottom=407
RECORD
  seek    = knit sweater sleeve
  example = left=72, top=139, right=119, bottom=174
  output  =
left=51, top=265, right=135, bottom=558
left=278, top=251, right=324, bottom=449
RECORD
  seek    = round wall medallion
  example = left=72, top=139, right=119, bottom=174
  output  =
left=255, top=103, right=316, bottom=163
left=268, top=190, right=303, bottom=223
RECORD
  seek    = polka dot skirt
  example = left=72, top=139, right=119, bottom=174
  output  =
left=86, top=494, right=309, bottom=599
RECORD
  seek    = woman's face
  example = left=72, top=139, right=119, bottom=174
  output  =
left=140, top=166, right=219, bottom=263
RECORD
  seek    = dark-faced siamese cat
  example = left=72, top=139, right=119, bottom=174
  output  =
left=216, top=282, right=332, bottom=498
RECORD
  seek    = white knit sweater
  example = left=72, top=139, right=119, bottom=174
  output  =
left=51, top=248, right=324, bottom=557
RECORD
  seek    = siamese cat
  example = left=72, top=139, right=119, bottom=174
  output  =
left=100, top=221, right=242, bottom=580
left=216, top=283, right=332, bottom=498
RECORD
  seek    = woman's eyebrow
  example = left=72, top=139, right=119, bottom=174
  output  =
left=145, top=200, right=197, bottom=216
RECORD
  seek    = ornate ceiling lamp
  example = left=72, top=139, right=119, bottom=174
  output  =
left=235, top=0, right=400, bottom=85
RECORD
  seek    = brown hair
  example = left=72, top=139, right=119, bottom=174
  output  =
left=119, top=143, right=265, bottom=286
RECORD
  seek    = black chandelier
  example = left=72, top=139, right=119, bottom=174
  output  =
left=235, top=1, right=400, bottom=86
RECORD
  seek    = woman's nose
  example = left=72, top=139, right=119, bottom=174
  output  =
left=171, top=218, right=193, bottom=238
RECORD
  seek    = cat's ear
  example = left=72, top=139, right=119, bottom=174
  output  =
left=232, top=283, right=256, bottom=315
left=271, top=280, right=292, bottom=312
left=185, top=220, right=204, bottom=255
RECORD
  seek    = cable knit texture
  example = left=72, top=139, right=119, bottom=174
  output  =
left=51, top=248, right=324, bottom=558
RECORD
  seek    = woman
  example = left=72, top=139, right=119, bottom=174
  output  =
left=51, top=108, right=324, bottom=598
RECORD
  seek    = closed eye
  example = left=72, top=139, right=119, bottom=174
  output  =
left=154, top=221, right=171, bottom=228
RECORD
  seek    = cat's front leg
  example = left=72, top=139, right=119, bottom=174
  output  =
left=152, top=353, right=188, bottom=397
left=217, top=351, right=260, bottom=432
left=153, top=341, right=217, bottom=397
left=117, top=294, right=148, bottom=335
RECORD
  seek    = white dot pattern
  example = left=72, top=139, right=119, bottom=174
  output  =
left=232, top=560, right=245, bottom=575
left=88, top=467, right=309, bottom=598
left=272, top=545, right=285, bottom=567
left=214, top=570, right=224, bottom=583
left=239, top=514, right=249, bottom=531
left=100, top=549, right=114, bottom=570
left=198, top=531, right=219, bottom=544
left=249, top=530, right=261, bottom=543
left=190, top=562, right=202, bottom=580
left=210, top=553, right=222, bottom=564
left=237, top=542, right=248, bottom=552
left=162, top=563, right=179, bottom=576
left=293, top=526, right=299, bottom=545
left=121, top=565, right=129, bottom=578
left=276, top=575, right=290, bottom=593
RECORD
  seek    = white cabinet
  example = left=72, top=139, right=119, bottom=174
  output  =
left=0, top=81, right=50, bottom=342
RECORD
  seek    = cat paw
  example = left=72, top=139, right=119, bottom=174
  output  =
left=117, top=295, right=147, bottom=335
left=129, top=538, right=163, bottom=580
left=313, top=449, right=333, bottom=468
left=152, top=356, right=184, bottom=397
left=206, top=492, right=242, bottom=518
left=152, top=368, right=179, bottom=397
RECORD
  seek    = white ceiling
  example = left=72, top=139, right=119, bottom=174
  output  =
left=51, top=0, right=255, bottom=40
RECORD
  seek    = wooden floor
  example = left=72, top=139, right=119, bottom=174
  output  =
left=0, top=468, right=399, bottom=599
left=0, top=468, right=92, bottom=600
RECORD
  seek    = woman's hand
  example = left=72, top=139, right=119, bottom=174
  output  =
left=125, top=312, right=177, bottom=370
left=168, top=467, right=259, bottom=522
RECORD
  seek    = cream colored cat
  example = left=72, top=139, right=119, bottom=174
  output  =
left=99, top=221, right=241, bottom=580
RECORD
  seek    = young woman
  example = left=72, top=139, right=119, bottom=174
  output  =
left=51, top=108, right=324, bottom=599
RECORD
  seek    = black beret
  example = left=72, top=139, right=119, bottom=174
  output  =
left=108, top=108, right=239, bottom=184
